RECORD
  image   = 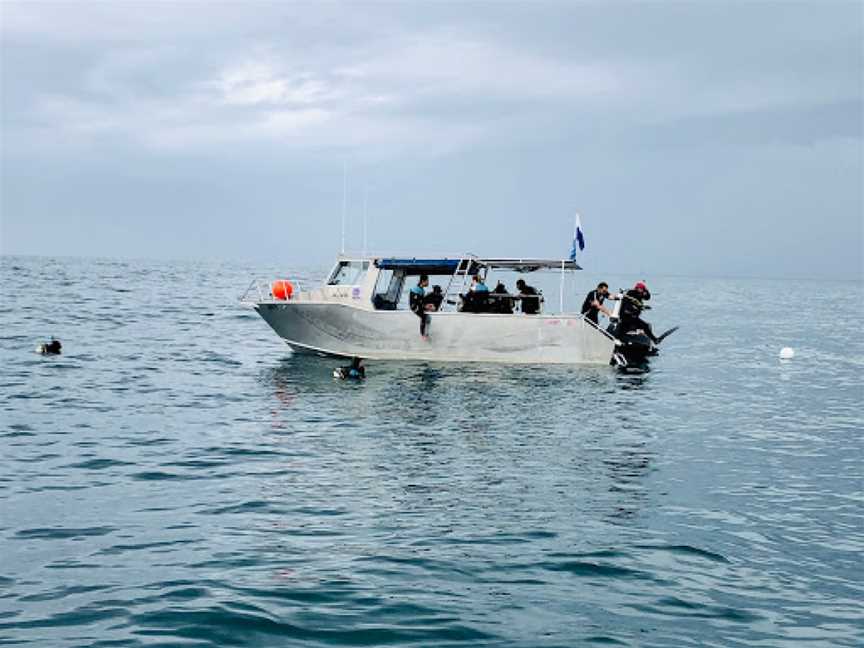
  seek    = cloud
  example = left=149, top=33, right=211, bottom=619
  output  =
left=13, top=27, right=620, bottom=155
left=212, top=61, right=338, bottom=107
left=2, top=1, right=861, bottom=159
left=346, top=33, right=624, bottom=102
left=2, top=1, right=860, bottom=277
left=0, top=1, right=275, bottom=43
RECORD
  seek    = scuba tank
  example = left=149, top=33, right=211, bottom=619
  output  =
left=607, top=291, right=655, bottom=368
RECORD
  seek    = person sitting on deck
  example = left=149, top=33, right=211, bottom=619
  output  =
left=461, top=275, right=490, bottom=313
left=491, top=281, right=514, bottom=314
left=470, top=274, right=489, bottom=293
left=423, top=285, right=444, bottom=312
left=409, top=275, right=431, bottom=339
left=516, top=279, right=541, bottom=315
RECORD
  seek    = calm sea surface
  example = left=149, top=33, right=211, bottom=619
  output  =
left=1, top=255, right=862, bottom=647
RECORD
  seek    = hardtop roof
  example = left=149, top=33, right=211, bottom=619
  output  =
left=373, top=256, right=581, bottom=274
left=479, top=258, right=582, bottom=272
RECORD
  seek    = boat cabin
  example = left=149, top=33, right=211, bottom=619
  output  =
left=315, top=255, right=581, bottom=315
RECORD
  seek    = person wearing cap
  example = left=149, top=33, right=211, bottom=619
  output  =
left=632, top=281, right=651, bottom=301
left=580, top=281, right=618, bottom=325
left=620, top=280, right=658, bottom=342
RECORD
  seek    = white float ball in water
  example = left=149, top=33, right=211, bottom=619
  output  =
left=779, top=347, right=795, bottom=360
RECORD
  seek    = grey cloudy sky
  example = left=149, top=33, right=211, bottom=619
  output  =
left=1, top=1, right=861, bottom=278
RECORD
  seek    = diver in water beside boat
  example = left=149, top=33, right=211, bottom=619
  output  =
left=334, top=356, right=365, bottom=380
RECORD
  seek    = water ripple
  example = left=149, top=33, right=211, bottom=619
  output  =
left=1, top=257, right=862, bottom=648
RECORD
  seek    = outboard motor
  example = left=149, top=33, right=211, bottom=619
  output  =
left=608, top=325, right=655, bottom=368
left=607, top=288, right=658, bottom=369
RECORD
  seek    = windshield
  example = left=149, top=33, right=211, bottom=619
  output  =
left=327, top=261, right=369, bottom=286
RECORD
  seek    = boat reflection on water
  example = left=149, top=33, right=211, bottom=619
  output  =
left=602, top=442, right=654, bottom=524
left=258, top=355, right=657, bottom=524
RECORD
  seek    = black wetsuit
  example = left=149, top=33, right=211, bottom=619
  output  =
left=519, top=285, right=540, bottom=314
left=424, top=291, right=443, bottom=312
left=337, top=363, right=365, bottom=379
left=460, top=291, right=485, bottom=313
left=619, top=289, right=657, bottom=342
left=491, top=285, right=513, bottom=314
left=409, top=285, right=428, bottom=336
left=580, top=289, right=607, bottom=324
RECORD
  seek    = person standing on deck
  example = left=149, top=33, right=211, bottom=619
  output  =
left=581, top=282, right=618, bottom=325
left=409, top=275, right=430, bottom=339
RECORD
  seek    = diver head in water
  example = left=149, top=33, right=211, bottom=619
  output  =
left=335, top=356, right=366, bottom=380
left=37, top=338, right=62, bottom=355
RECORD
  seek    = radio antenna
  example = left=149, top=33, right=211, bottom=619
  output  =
left=340, top=161, right=347, bottom=254
left=362, top=186, right=368, bottom=259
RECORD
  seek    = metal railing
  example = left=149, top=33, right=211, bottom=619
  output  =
left=240, top=278, right=310, bottom=304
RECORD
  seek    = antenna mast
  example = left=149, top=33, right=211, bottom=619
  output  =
left=362, top=186, right=368, bottom=259
left=341, top=161, right=347, bottom=254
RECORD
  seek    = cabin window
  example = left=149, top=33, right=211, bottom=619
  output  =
left=327, top=261, right=369, bottom=286
left=372, top=269, right=404, bottom=310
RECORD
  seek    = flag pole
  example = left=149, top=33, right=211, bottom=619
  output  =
left=559, top=259, right=565, bottom=313
left=565, top=212, right=580, bottom=313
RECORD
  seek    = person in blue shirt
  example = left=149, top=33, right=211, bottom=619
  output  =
left=409, top=274, right=430, bottom=339
left=463, top=274, right=491, bottom=312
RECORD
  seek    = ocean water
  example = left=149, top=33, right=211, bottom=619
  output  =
left=1, top=255, right=862, bottom=648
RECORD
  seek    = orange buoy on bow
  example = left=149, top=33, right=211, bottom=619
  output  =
left=271, top=280, right=294, bottom=300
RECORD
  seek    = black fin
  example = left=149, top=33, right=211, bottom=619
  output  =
left=656, top=326, right=679, bottom=344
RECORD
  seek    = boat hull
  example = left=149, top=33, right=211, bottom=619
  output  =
left=255, top=303, right=615, bottom=365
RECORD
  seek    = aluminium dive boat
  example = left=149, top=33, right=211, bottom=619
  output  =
left=242, top=254, right=634, bottom=365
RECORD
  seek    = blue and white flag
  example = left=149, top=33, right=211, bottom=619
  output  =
left=569, top=213, right=585, bottom=261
